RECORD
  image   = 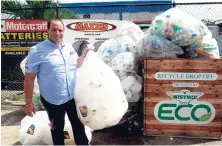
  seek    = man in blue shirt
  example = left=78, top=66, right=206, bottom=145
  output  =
left=24, top=19, right=89, bottom=145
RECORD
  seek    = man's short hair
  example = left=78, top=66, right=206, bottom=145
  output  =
left=47, top=19, right=64, bottom=29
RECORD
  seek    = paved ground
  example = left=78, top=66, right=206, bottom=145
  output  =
left=1, top=103, right=222, bottom=145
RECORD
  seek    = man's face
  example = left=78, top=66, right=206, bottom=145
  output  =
left=48, top=20, right=64, bottom=43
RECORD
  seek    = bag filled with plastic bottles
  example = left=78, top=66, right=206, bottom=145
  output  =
left=75, top=50, right=128, bottom=130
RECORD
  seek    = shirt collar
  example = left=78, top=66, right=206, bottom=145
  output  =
left=47, top=38, right=65, bottom=48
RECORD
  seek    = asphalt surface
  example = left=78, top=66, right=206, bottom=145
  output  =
left=1, top=103, right=222, bottom=145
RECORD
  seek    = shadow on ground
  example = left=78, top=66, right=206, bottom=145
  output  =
left=1, top=105, right=26, bottom=126
left=9, top=120, right=222, bottom=145
left=90, top=126, right=220, bottom=145
left=13, top=141, right=22, bottom=145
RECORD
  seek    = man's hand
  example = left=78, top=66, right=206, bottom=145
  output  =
left=77, top=49, right=90, bottom=68
left=77, top=55, right=85, bottom=68
left=83, top=48, right=89, bottom=56
left=25, top=105, right=36, bottom=117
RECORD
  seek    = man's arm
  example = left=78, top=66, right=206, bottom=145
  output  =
left=24, top=73, right=36, bottom=105
left=24, top=46, right=39, bottom=116
left=24, top=73, right=36, bottom=117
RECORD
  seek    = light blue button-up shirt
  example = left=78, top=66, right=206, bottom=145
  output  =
left=25, top=39, right=78, bottom=105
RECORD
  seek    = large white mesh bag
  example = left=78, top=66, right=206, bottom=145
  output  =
left=108, top=52, right=137, bottom=78
left=136, top=34, right=183, bottom=58
left=121, top=75, right=142, bottom=103
left=75, top=50, right=128, bottom=130
left=20, top=111, right=92, bottom=145
left=97, top=36, right=136, bottom=63
left=148, top=7, right=211, bottom=46
left=119, top=22, right=145, bottom=42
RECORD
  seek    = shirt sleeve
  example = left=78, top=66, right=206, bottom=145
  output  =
left=25, top=46, right=40, bottom=74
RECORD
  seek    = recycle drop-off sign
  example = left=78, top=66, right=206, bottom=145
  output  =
left=154, top=90, right=216, bottom=124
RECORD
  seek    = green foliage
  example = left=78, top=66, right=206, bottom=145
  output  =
left=1, top=0, right=78, bottom=19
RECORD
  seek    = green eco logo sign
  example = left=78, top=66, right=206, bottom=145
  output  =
left=154, top=90, right=216, bottom=124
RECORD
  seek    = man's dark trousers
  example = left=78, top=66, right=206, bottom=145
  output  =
left=40, top=95, right=89, bottom=145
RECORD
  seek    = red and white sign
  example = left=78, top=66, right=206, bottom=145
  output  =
left=66, top=21, right=117, bottom=32
left=63, top=19, right=131, bottom=50
left=4, top=20, right=48, bottom=32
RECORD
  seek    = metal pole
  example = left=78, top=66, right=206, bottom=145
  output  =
left=173, top=0, right=176, bottom=7
left=56, top=0, right=59, bottom=19
left=119, top=12, right=122, bottom=20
